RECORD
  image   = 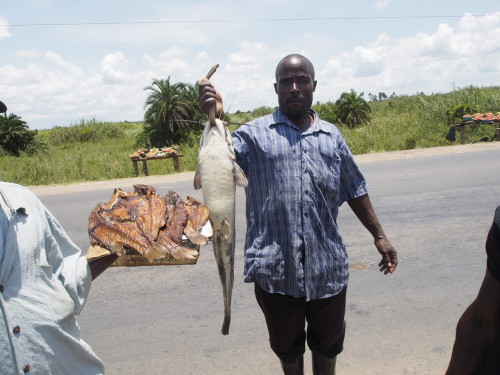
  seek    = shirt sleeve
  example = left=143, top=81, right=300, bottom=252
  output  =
left=486, top=206, right=500, bottom=282
left=337, top=137, right=369, bottom=204
left=43, top=205, right=92, bottom=315
left=232, top=129, right=249, bottom=173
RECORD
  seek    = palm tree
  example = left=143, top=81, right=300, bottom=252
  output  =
left=335, top=89, right=372, bottom=128
left=141, top=77, right=202, bottom=147
left=0, top=113, right=37, bottom=156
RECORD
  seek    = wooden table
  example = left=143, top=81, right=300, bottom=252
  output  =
left=131, top=154, right=184, bottom=176
left=453, top=121, right=500, bottom=144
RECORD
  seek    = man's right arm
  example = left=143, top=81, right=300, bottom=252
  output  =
left=445, top=269, right=500, bottom=374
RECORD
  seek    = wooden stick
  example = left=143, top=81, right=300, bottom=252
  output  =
left=206, top=64, right=219, bottom=80
left=205, top=64, right=219, bottom=126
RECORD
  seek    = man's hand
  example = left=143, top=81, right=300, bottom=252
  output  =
left=347, top=194, right=399, bottom=275
left=198, top=78, right=224, bottom=118
left=375, top=238, right=398, bottom=274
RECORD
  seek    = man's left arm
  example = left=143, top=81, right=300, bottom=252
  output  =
left=347, top=193, right=398, bottom=274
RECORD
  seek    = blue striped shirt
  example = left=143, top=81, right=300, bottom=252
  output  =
left=232, top=108, right=368, bottom=301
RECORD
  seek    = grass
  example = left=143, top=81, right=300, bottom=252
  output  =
left=1, top=86, right=499, bottom=186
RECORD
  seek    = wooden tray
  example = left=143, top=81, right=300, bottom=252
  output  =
left=86, top=223, right=211, bottom=267
left=87, top=241, right=200, bottom=267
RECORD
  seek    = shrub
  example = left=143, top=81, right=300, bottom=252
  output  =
left=48, top=119, right=126, bottom=145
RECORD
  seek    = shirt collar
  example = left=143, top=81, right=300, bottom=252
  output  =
left=271, top=108, right=332, bottom=134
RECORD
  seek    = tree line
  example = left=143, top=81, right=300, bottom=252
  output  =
left=6, top=77, right=496, bottom=158
left=0, top=77, right=379, bottom=157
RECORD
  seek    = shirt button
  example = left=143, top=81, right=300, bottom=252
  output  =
left=23, top=365, right=30, bottom=372
left=13, top=326, right=20, bottom=334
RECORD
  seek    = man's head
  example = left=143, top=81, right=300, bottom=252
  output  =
left=274, top=54, right=317, bottom=120
left=0, top=101, right=6, bottom=114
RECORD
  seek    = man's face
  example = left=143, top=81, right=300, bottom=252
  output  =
left=274, top=56, right=317, bottom=119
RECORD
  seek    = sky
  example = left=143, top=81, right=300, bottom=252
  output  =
left=0, top=0, right=499, bottom=130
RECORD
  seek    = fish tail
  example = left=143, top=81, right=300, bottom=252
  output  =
left=213, top=222, right=235, bottom=335
left=221, top=314, right=231, bottom=336
left=142, top=242, right=170, bottom=263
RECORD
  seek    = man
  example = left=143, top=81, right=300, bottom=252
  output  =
left=446, top=206, right=500, bottom=375
left=0, top=181, right=118, bottom=374
left=199, top=54, right=398, bottom=375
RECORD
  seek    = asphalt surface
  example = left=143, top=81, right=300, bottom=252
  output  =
left=32, top=142, right=500, bottom=375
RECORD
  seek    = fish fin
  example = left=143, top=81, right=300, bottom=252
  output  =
left=233, top=163, right=248, bottom=187
left=214, top=118, right=226, bottom=138
left=168, top=244, right=200, bottom=261
left=184, top=226, right=209, bottom=245
left=219, top=219, right=231, bottom=240
left=193, top=169, right=202, bottom=190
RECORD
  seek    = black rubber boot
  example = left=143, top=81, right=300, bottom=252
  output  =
left=312, top=352, right=337, bottom=375
left=280, top=355, right=304, bottom=375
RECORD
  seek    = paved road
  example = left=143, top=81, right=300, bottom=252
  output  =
left=34, top=143, right=500, bottom=375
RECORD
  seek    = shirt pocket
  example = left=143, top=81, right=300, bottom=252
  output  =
left=310, top=147, right=341, bottom=194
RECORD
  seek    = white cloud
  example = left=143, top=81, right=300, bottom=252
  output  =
left=16, top=49, right=41, bottom=59
left=0, top=17, right=11, bottom=39
left=0, top=64, right=45, bottom=85
left=45, top=51, right=84, bottom=78
left=100, top=52, right=131, bottom=84
left=142, top=47, right=201, bottom=83
left=317, top=12, right=500, bottom=100
left=351, top=45, right=385, bottom=76
left=373, top=0, right=390, bottom=10
left=2, top=12, right=499, bottom=129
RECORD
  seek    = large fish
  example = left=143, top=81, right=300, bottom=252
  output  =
left=194, top=117, right=248, bottom=335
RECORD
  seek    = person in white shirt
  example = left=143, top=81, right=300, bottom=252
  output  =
left=0, top=181, right=117, bottom=375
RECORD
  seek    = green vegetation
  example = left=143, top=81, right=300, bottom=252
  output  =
left=334, top=89, right=372, bottom=127
left=138, top=78, right=203, bottom=148
left=0, top=113, right=47, bottom=156
left=0, top=85, right=498, bottom=186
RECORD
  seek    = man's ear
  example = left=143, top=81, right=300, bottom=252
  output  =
left=274, top=83, right=278, bottom=94
left=313, top=80, right=317, bottom=92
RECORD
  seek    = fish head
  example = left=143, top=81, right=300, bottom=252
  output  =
left=201, top=119, right=232, bottom=148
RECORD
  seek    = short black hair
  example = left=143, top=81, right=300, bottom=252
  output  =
left=275, top=54, right=315, bottom=81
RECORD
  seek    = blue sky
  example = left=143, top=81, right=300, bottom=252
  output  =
left=1, top=0, right=499, bottom=129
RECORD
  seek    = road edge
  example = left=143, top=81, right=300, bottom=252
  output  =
left=28, top=142, right=500, bottom=196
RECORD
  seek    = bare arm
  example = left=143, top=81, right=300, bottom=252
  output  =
left=347, top=193, right=398, bottom=274
left=445, top=270, right=500, bottom=374
left=88, top=254, right=119, bottom=281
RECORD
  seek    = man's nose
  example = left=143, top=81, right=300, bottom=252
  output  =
left=291, top=81, right=299, bottom=92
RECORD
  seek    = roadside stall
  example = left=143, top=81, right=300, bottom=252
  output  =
left=130, top=146, right=184, bottom=176
left=447, top=112, right=500, bottom=144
